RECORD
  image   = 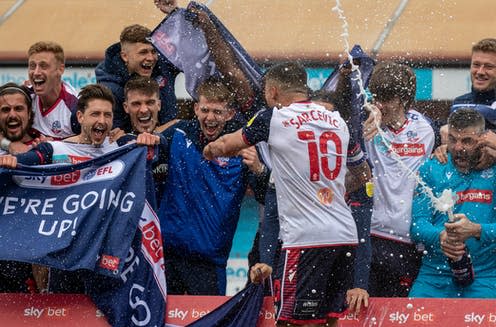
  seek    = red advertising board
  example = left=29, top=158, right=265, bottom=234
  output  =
left=0, top=294, right=108, bottom=326
left=1, top=294, right=496, bottom=326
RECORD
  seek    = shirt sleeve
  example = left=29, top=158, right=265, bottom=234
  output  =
left=15, top=142, right=54, bottom=165
left=410, top=162, right=444, bottom=249
left=242, top=108, right=273, bottom=146
left=346, top=135, right=366, bottom=167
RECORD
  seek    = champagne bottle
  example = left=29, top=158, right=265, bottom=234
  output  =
left=447, top=247, right=475, bottom=287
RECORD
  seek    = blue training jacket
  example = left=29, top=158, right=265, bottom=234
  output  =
left=157, top=119, right=268, bottom=267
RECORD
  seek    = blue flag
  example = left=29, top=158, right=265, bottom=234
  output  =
left=87, top=200, right=167, bottom=327
left=321, top=44, right=375, bottom=150
left=0, top=144, right=166, bottom=327
left=150, top=1, right=262, bottom=100
left=186, top=283, right=264, bottom=327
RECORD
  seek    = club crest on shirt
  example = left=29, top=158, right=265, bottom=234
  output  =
left=317, top=187, right=333, bottom=206
left=406, top=130, right=420, bottom=143
left=481, top=168, right=494, bottom=179
left=155, top=75, right=167, bottom=88
left=51, top=120, right=62, bottom=135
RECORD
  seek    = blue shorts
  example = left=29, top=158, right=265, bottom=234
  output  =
left=274, top=246, right=355, bottom=325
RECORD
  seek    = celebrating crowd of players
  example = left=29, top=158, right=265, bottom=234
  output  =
left=0, top=0, right=496, bottom=325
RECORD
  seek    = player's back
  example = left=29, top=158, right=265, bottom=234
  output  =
left=267, top=101, right=358, bottom=248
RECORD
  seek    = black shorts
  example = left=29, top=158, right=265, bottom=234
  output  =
left=274, top=245, right=355, bottom=325
left=164, top=249, right=226, bottom=295
left=368, top=236, right=422, bottom=297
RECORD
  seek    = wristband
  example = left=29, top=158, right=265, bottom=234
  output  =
left=0, top=138, right=11, bottom=151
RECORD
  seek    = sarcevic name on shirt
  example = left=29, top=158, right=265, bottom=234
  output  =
left=282, top=110, right=340, bottom=129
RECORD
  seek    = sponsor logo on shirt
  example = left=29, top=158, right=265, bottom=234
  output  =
left=390, top=143, right=425, bottom=156
left=456, top=190, right=492, bottom=204
left=155, top=75, right=167, bottom=88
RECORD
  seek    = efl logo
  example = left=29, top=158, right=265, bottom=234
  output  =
left=391, top=143, right=425, bottom=156
left=50, top=171, right=81, bottom=186
left=99, top=254, right=120, bottom=271
left=457, top=190, right=493, bottom=204
left=142, top=221, right=164, bottom=263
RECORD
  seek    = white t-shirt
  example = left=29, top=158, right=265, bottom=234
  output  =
left=32, top=81, right=79, bottom=140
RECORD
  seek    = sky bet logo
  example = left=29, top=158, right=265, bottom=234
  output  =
left=389, top=311, right=434, bottom=324
left=24, top=306, right=68, bottom=318
left=16, top=163, right=121, bottom=189
left=99, top=254, right=120, bottom=271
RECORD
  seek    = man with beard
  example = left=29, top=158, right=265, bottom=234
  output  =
left=0, top=83, right=41, bottom=155
left=0, top=84, right=117, bottom=293
left=410, top=108, right=496, bottom=298
left=0, top=84, right=157, bottom=293
left=0, top=82, right=41, bottom=293
left=96, top=24, right=179, bottom=133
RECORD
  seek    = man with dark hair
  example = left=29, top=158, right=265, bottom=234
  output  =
left=96, top=24, right=179, bottom=133
left=410, top=108, right=496, bottom=298
left=0, top=83, right=117, bottom=293
left=0, top=83, right=37, bottom=153
left=0, top=84, right=118, bottom=167
left=434, top=39, right=496, bottom=167
left=156, top=77, right=268, bottom=296
left=0, top=82, right=40, bottom=293
left=123, top=76, right=161, bottom=134
left=0, top=83, right=158, bottom=293
left=365, top=61, right=436, bottom=297
left=204, top=62, right=369, bottom=327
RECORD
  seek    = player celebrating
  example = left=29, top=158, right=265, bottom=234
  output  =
left=204, top=62, right=369, bottom=327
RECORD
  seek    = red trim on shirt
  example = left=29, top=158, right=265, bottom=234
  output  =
left=387, top=117, right=410, bottom=135
left=34, top=150, right=46, bottom=164
left=241, top=131, right=253, bottom=146
left=38, top=83, right=67, bottom=117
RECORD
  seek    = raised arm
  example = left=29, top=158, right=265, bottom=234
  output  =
left=203, top=129, right=248, bottom=160
left=191, top=8, right=255, bottom=109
